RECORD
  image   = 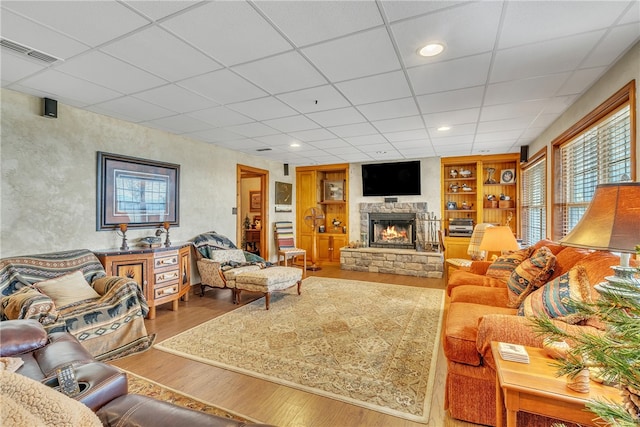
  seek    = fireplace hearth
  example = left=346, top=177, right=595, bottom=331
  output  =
left=369, top=213, right=416, bottom=249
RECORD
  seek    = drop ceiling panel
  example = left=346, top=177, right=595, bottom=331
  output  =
left=225, top=122, right=280, bottom=138
left=581, top=24, right=640, bottom=68
left=327, top=122, right=378, bottom=138
left=187, top=106, right=253, bottom=128
left=0, top=52, right=47, bottom=84
left=306, top=138, right=352, bottom=149
left=302, top=27, right=401, bottom=82
left=356, top=97, right=420, bottom=121
left=87, top=97, right=175, bottom=123
left=422, top=108, right=480, bottom=128
left=186, top=128, right=244, bottom=143
left=390, top=1, right=502, bottom=68
left=307, top=107, right=366, bottom=127
left=232, top=51, right=326, bottom=94
left=383, top=129, right=430, bottom=142
left=143, top=114, right=211, bottom=134
left=336, top=70, right=412, bottom=105
left=134, top=84, right=217, bottom=114
left=372, top=115, right=424, bottom=133
left=381, top=1, right=467, bottom=23
left=0, top=8, right=87, bottom=60
left=346, top=134, right=389, bottom=146
left=255, top=1, right=383, bottom=47
left=408, top=53, right=492, bottom=95
left=484, top=73, right=571, bottom=106
left=557, top=67, right=608, bottom=96
left=428, top=123, right=476, bottom=138
left=288, top=128, right=336, bottom=142
left=262, top=115, right=320, bottom=133
left=416, top=86, right=485, bottom=114
left=160, top=1, right=291, bottom=66
left=227, top=96, right=298, bottom=121
left=255, top=134, right=300, bottom=146
left=100, top=27, right=222, bottom=81
left=2, top=1, right=149, bottom=47
left=56, top=51, right=166, bottom=94
left=124, top=1, right=199, bottom=21
left=276, top=85, right=350, bottom=113
left=178, top=69, right=266, bottom=104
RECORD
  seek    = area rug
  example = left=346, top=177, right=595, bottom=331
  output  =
left=124, top=369, right=259, bottom=423
left=155, top=277, right=444, bottom=423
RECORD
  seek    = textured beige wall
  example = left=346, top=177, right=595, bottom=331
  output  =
left=0, top=89, right=291, bottom=259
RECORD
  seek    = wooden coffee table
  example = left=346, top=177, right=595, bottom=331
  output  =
left=491, top=342, right=622, bottom=427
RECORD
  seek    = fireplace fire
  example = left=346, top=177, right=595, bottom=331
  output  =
left=369, top=213, right=416, bottom=249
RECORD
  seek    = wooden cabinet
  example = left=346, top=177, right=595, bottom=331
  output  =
left=441, top=154, right=520, bottom=260
left=296, top=163, right=349, bottom=266
left=95, top=243, right=192, bottom=319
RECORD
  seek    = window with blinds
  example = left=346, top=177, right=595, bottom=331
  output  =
left=521, top=156, right=546, bottom=245
left=556, top=103, right=632, bottom=239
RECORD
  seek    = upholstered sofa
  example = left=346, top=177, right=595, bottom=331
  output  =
left=443, top=239, right=625, bottom=426
left=0, top=319, right=275, bottom=427
left=0, top=249, right=153, bottom=361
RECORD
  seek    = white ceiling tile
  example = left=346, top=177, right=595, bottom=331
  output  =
left=327, top=123, right=378, bottom=138
left=422, top=108, right=480, bottom=127
left=124, top=1, right=199, bottom=21
left=408, top=53, right=491, bottom=95
left=257, top=1, right=383, bottom=46
left=499, top=1, right=631, bottom=49
left=18, top=69, right=122, bottom=106
left=161, top=1, right=291, bottom=66
left=307, top=107, right=366, bottom=127
left=56, top=51, right=166, bottom=94
left=0, top=9, right=87, bottom=60
left=185, top=128, right=244, bottom=143
left=262, top=115, right=320, bottom=133
left=187, top=106, right=253, bottom=128
left=345, top=134, right=389, bottom=146
left=178, top=69, right=266, bottom=104
left=428, top=123, right=476, bottom=137
left=338, top=152, right=374, bottom=163
left=477, top=117, right=535, bottom=134
left=326, top=145, right=363, bottom=155
left=471, top=142, right=516, bottom=154
left=490, top=32, right=604, bottom=84
left=101, top=27, right=222, bottom=82
left=484, top=73, right=571, bottom=106
left=336, top=70, right=412, bottom=105
left=391, top=139, right=431, bottom=150
left=381, top=1, right=469, bottom=23
left=2, top=1, right=149, bottom=47
left=383, top=128, right=429, bottom=142
left=88, top=97, right=174, bottom=123
left=276, top=85, right=350, bottom=113
left=390, top=1, right=502, bottom=68
left=255, top=134, right=300, bottom=146
left=372, top=115, right=424, bottom=133
left=431, top=135, right=473, bottom=146
left=143, top=115, right=211, bottom=134
left=224, top=122, right=280, bottom=138
left=356, top=97, right=420, bottom=121
left=302, top=27, right=401, bottom=81
left=474, top=130, right=524, bottom=143
left=480, top=101, right=547, bottom=122
left=558, top=67, right=607, bottom=96
left=416, top=86, right=485, bottom=114
left=306, top=139, right=352, bottom=149
left=0, top=51, right=46, bottom=84
left=397, top=146, right=437, bottom=158
left=232, top=51, right=326, bottom=94
left=227, top=97, right=297, bottom=121
left=134, top=84, right=217, bottom=114
left=288, top=128, right=336, bottom=142
left=581, top=23, right=640, bottom=68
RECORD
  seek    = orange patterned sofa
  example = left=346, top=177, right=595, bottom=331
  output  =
left=442, top=239, right=624, bottom=426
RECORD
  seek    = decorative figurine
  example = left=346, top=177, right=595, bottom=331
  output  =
left=485, top=167, right=497, bottom=184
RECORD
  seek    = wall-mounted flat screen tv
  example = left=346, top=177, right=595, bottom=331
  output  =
left=362, top=160, right=421, bottom=196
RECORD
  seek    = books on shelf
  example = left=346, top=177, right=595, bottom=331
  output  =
left=498, top=342, right=530, bottom=363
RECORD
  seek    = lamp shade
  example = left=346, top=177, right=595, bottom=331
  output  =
left=559, top=182, right=640, bottom=253
left=479, top=226, right=519, bottom=252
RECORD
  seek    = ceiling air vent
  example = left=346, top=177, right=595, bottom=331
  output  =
left=0, top=38, right=61, bottom=64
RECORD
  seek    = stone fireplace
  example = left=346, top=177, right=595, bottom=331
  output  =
left=369, top=212, right=416, bottom=249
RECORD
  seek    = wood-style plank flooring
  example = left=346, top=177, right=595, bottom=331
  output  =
left=110, top=265, right=481, bottom=427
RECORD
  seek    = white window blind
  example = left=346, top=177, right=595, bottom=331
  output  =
left=521, top=157, right=546, bottom=245
left=558, top=104, right=631, bottom=238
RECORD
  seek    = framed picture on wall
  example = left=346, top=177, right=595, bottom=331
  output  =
left=250, top=191, right=261, bottom=212
left=97, top=152, right=180, bottom=230
left=500, top=169, right=515, bottom=184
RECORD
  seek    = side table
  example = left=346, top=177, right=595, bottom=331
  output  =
left=491, top=342, right=621, bottom=427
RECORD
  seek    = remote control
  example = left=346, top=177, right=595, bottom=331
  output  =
left=56, top=365, right=80, bottom=397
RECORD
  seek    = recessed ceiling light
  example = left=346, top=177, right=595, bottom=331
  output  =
left=437, top=126, right=451, bottom=132
left=418, top=43, right=445, bottom=57
left=290, top=143, right=300, bottom=148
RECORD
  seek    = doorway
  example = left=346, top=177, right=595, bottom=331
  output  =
left=237, top=164, right=269, bottom=260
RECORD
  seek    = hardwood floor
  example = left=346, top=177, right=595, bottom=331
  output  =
left=110, top=265, right=481, bottom=427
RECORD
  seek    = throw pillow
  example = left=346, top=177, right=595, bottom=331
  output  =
left=506, top=246, right=556, bottom=308
left=518, top=265, right=592, bottom=324
left=34, top=270, right=100, bottom=308
left=485, top=247, right=534, bottom=282
left=1, top=286, right=58, bottom=322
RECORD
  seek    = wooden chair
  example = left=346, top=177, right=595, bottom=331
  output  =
left=274, top=221, right=306, bottom=277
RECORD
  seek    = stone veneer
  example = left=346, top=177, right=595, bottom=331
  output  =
left=339, top=202, right=443, bottom=278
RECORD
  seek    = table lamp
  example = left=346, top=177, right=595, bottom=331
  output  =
left=479, top=226, right=520, bottom=261
left=559, top=182, right=640, bottom=290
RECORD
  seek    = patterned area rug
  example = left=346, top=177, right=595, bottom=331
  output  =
left=155, top=277, right=444, bottom=423
left=124, top=369, right=256, bottom=423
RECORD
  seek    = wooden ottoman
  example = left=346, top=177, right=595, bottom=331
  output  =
left=235, top=267, right=303, bottom=309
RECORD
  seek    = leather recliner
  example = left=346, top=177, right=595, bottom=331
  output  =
left=0, top=319, right=275, bottom=427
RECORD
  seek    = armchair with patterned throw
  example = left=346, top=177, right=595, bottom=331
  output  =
left=274, top=221, right=306, bottom=276
left=0, top=249, right=153, bottom=361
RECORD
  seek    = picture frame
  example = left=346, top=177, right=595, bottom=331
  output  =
left=249, top=191, right=261, bottom=212
left=97, top=152, right=179, bottom=230
left=500, top=169, right=515, bottom=184
left=323, top=180, right=345, bottom=202
left=275, top=181, right=292, bottom=212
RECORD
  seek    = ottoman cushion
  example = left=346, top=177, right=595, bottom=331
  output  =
left=236, top=267, right=302, bottom=293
